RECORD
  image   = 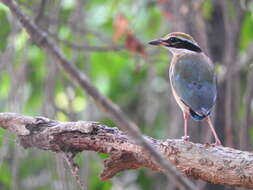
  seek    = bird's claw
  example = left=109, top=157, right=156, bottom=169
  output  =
left=211, top=140, right=222, bottom=146
left=181, top=136, right=190, bottom=141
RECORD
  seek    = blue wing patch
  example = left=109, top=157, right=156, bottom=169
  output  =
left=171, top=54, right=217, bottom=117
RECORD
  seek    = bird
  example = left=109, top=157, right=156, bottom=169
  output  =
left=148, top=32, right=221, bottom=146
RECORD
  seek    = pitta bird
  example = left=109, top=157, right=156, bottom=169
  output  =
left=149, top=32, right=221, bottom=146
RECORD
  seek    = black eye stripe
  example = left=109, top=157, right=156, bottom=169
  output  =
left=163, top=37, right=180, bottom=44
left=163, top=37, right=202, bottom=52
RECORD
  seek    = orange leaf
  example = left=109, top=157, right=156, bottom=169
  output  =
left=157, top=0, right=175, bottom=20
left=125, top=30, right=146, bottom=57
left=113, top=14, right=129, bottom=43
left=161, top=10, right=175, bottom=20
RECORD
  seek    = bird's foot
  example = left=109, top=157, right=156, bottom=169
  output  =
left=181, top=135, right=190, bottom=141
left=210, top=140, right=222, bottom=147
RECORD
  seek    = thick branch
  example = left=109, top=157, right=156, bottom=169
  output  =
left=0, top=112, right=253, bottom=188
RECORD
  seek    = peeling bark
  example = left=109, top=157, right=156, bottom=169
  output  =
left=0, top=112, right=253, bottom=188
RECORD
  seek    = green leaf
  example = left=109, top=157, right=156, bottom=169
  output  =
left=98, top=153, right=109, bottom=159
left=15, top=29, right=29, bottom=51
left=0, top=71, right=10, bottom=98
left=56, top=111, right=68, bottom=121
left=0, top=162, right=12, bottom=189
left=240, top=12, right=253, bottom=51
left=55, top=91, right=69, bottom=109
left=0, top=128, right=6, bottom=145
left=202, top=0, right=213, bottom=20
left=73, top=96, right=87, bottom=112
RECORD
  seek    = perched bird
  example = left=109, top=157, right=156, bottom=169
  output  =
left=148, top=32, right=221, bottom=146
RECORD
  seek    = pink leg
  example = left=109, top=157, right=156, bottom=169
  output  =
left=206, top=116, right=221, bottom=146
left=182, top=112, right=190, bottom=141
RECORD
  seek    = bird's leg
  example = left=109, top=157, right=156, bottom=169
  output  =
left=206, top=116, right=221, bottom=146
left=182, top=112, right=190, bottom=141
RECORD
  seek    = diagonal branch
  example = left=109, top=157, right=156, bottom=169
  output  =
left=1, top=0, right=196, bottom=189
left=0, top=112, right=253, bottom=189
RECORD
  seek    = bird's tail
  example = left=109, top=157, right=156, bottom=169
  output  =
left=189, top=108, right=210, bottom=121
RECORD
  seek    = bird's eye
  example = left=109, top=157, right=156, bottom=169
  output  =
left=169, top=37, right=178, bottom=43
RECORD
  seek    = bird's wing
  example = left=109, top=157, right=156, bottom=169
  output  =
left=170, top=53, right=217, bottom=116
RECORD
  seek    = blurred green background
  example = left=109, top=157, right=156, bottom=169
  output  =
left=0, top=0, right=253, bottom=189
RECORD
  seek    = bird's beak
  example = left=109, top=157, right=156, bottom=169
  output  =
left=148, top=39, right=168, bottom=46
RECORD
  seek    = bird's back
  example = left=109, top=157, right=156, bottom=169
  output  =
left=170, top=53, right=217, bottom=116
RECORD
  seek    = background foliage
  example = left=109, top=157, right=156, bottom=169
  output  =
left=0, top=0, right=253, bottom=190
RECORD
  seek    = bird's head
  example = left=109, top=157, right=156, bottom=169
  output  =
left=148, top=32, right=202, bottom=55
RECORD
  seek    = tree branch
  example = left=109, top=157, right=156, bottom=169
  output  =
left=1, top=0, right=196, bottom=189
left=48, top=31, right=125, bottom=52
left=0, top=112, right=253, bottom=188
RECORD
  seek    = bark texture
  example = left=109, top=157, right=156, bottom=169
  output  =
left=0, top=112, right=253, bottom=188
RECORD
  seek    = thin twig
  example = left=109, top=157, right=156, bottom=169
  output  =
left=49, top=32, right=124, bottom=52
left=221, top=44, right=253, bottom=82
left=34, top=0, right=47, bottom=23
left=240, top=70, right=253, bottom=150
left=219, top=0, right=244, bottom=147
left=62, top=153, right=85, bottom=190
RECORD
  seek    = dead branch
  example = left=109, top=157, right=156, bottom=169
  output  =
left=0, top=112, right=253, bottom=188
